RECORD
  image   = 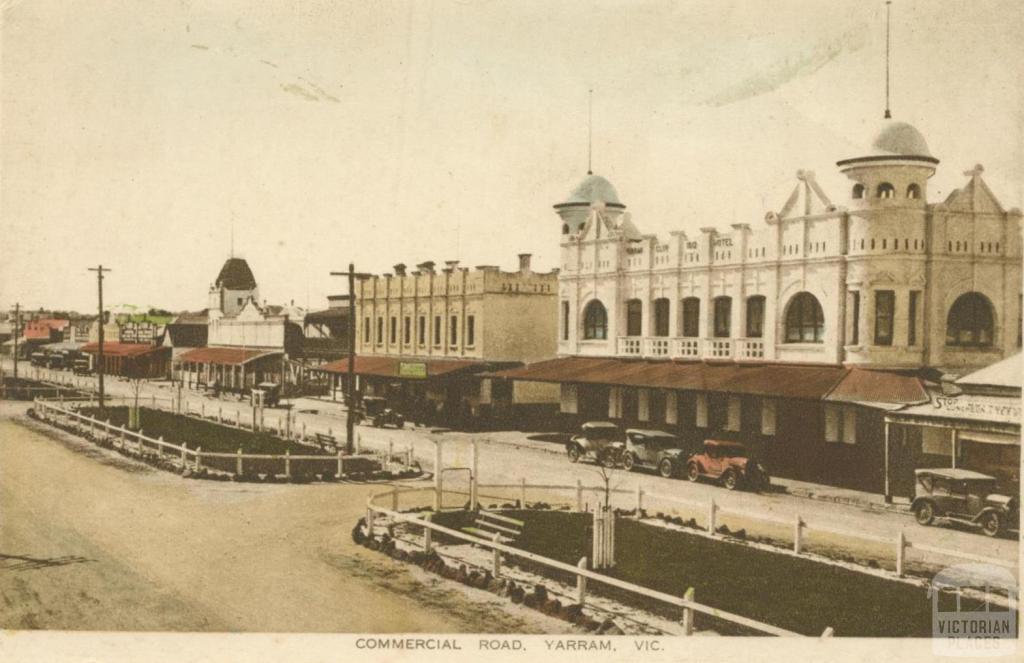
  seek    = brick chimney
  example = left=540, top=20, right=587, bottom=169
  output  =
left=417, top=261, right=436, bottom=274
left=518, top=253, right=532, bottom=275
left=393, top=263, right=407, bottom=277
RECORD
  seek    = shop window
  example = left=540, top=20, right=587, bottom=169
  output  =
left=583, top=300, right=608, bottom=340
left=946, top=292, right=994, bottom=347
left=681, top=297, right=700, bottom=337
left=877, top=182, right=895, bottom=198
left=907, top=183, right=921, bottom=199
left=653, top=298, right=670, bottom=337
left=784, top=292, right=824, bottom=343
left=713, top=297, right=731, bottom=338
left=466, top=315, right=475, bottom=347
left=626, top=299, right=643, bottom=336
left=746, top=296, right=765, bottom=338
left=874, top=290, right=895, bottom=346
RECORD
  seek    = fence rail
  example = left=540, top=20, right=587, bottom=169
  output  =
left=365, top=483, right=810, bottom=637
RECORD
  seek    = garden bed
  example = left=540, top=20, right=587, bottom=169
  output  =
left=427, top=509, right=989, bottom=637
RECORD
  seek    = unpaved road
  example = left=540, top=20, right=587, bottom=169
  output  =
left=0, top=402, right=570, bottom=632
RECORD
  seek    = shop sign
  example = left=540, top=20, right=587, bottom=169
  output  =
left=931, top=395, right=1021, bottom=423
left=398, top=361, right=428, bottom=379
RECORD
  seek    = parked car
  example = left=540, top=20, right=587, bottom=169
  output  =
left=911, top=468, right=1019, bottom=537
left=251, top=381, right=282, bottom=407
left=621, top=429, right=692, bottom=478
left=566, top=421, right=624, bottom=467
left=686, top=439, right=770, bottom=491
left=362, top=396, right=405, bottom=429
left=72, top=358, right=92, bottom=375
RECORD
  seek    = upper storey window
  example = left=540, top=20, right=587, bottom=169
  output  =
left=785, top=292, right=824, bottom=343
left=906, top=183, right=921, bottom=199
left=626, top=299, right=643, bottom=337
left=583, top=300, right=608, bottom=340
left=852, top=183, right=865, bottom=199
left=946, top=292, right=994, bottom=347
left=877, top=182, right=896, bottom=199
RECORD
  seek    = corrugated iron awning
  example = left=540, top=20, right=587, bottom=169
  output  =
left=317, top=356, right=492, bottom=379
left=176, top=347, right=280, bottom=366
left=824, top=368, right=929, bottom=405
left=81, top=342, right=168, bottom=358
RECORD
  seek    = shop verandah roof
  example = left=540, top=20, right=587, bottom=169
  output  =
left=484, top=357, right=928, bottom=404
left=175, top=347, right=280, bottom=366
left=316, top=356, right=494, bottom=379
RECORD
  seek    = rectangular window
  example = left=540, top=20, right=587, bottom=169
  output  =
left=376, top=317, right=384, bottom=344
left=418, top=316, right=426, bottom=346
left=713, top=297, right=731, bottom=338
left=403, top=316, right=411, bottom=345
left=761, top=399, right=776, bottom=435
left=433, top=316, right=441, bottom=346
left=842, top=408, right=857, bottom=445
left=653, top=299, right=670, bottom=337
left=850, top=291, right=860, bottom=345
left=389, top=316, right=397, bottom=344
left=466, top=315, right=475, bottom=346
left=824, top=404, right=841, bottom=443
left=726, top=396, right=741, bottom=432
left=874, top=291, right=895, bottom=346
left=626, top=300, right=642, bottom=336
left=363, top=317, right=370, bottom=343
left=561, top=301, right=570, bottom=341
left=746, top=296, right=765, bottom=338
left=449, top=315, right=458, bottom=346
left=908, top=291, right=920, bottom=346
left=682, top=298, right=700, bottom=337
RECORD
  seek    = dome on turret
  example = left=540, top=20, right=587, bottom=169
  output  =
left=554, top=173, right=625, bottom=209
left=837, top=119, right=939, bottom=167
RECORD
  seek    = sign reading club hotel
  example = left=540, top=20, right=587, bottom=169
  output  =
left=496, top=116, right=1022, bottom=496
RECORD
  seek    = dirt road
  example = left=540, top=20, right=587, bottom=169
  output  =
left=0, top=403, right=570, bottom=632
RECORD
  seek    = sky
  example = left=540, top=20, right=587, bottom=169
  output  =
left=2, top=0, right=1022, bottom=314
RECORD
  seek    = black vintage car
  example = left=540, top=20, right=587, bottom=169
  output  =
left=911, top=468, right=1019, bottom=537
left=360, top=396, right=405, bottom=429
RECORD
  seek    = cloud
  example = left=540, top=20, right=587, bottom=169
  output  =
left=281, top=78, right=340, bottom=103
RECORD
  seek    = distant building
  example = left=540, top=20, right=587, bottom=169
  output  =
left=301, top=294, right=350, bottom=363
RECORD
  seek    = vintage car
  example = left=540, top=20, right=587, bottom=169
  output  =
left=362, top=396, right=405, bottom=429
left=621, top=429, right=692, bottom=478
left=250, top=381, right=281, bottom=407
left=686, top=439, right=770, bottom=491
left=911, top=468, right=1019, bottom=537
left=72, top=358, right=92, bottom=375
left=566, top=421, right=624, bottom=467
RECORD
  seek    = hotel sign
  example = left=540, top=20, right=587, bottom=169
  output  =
left=398, top=361, right=428, bottom=379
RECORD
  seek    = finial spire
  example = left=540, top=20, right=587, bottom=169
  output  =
left=587, top=88, right=593, bottom=175
left=230, top=212, right=235, bottom=258
left=884, top=1, right=892, bottom=119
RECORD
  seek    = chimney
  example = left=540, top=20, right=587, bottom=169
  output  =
left=417, top=261, right=436, bottom=274
left=518, top=253, right=532, bottom=275
left=393, top=263, right=407, bottom=277
left=445, top=260, right=460, bottom=270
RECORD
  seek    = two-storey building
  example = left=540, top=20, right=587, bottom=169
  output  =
left=320, top=254, right=559, bottom=427
left=494, top=118, right=1022, bottom=496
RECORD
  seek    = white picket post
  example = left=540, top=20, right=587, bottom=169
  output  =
left=391, top=486, right=399, bottom=511
left=682, top=587, right=696, bottom=635
left=576, top=557, right=588, bottom=605
left=896, top=530, right=906, bottom=577
left=151, top=394, right=156, bottom=408
left=576, top=479, right=583, bottom=512
left=236, top=448, right=243, bottom=476
left=284, top=449, right=291, bottom=479
left=157, top=436, right=164, bottom=458
left=195, top=446, right=202, bottom=471
left=492, top=533, right=501, bottom=577
left=181, top=443, right=187, bottom=467
left=469, top=440, right=479, bottom=511
left=366, top=504, right=375, bottom=539
left=218, top=406, right=223, bottom=423
left=336, top=451, right=343, bottom=478
left=302, top=422, right=307, bottom=441
left=355, top=432, right=362, bottom=454
left=520, top=477, right=527, bottom=508
left=120, top=425, right=126, bottom=449
left=235, top=410, right=240, bottom=428
left=433, top=440, right=443, bottom=511
left=707, top=498, right=717, bottom=535
left=423, top=513, right=433, bottom=554
left=794, top=515, right=803, bottom=555
left=821, top=627, right=834, bottom=637
left=636, top=485, right=644, bottom=514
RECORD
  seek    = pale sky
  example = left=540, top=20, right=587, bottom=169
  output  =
left=2, top=0, right=1021, bottom=313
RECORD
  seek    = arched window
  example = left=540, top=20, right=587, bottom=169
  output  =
left=852, top=183, right=865, bottom=199
left=906, top=183, right=921, bottom=199
left=653, top=298, right=670, bottom=337
left=877, top=182, right=895, bottom=199
left=561, top=223, right=569, bottom=235
left=946, top=293, right=994, bottom=347
left=582, top=300, right=608, bottom=340
left=625, top=299, right=643, bottom=336
left=785, top=293, right=824, bottom=343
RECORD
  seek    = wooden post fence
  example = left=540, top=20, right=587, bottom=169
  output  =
left=423, top=513, right=433, bottom=554
left=895, top=530, right=906, bottom=577
left=492, top=533, right=502, bottom=577
left=236, top=448, right=243, bottom=476
left=682, top=587, right=696, bottom=635
left=576, top=479, right=583, bottom=512
left=577, top=557, right=588, bottom=605
left=707, top=498, right=717, bottom=535
left=794, top=515, right=803, bottom=554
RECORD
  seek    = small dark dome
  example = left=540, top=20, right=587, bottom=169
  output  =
left=214, top=258, right=257, bottom=290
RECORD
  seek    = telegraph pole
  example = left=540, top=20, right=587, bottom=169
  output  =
left=331, top=264, right=368, bottom=455
left=11, top=303, right=20, bottom=381
left=88, top=265, right=111, bottom=409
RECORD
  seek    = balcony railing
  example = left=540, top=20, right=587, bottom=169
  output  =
left=615, top=336, right=767, bottom=361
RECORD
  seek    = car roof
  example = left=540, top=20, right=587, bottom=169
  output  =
left=626, top=429, right=678, bottom=437
left=705, top=439, right=746, bottom=448
left=582, top=421, right=619, bottom=429
left=915, top=468, right=996, bottom=481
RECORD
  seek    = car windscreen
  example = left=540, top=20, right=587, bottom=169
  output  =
left=719, top=445, right=747, bottom=457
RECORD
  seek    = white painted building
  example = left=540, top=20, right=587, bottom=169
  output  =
left=557, top=120, right=1022, bottom=373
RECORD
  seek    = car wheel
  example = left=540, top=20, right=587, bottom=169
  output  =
left=914, top=501, right=935, bottom=526
left=567, top=445, right=582, bottom=463
left=721, top=470, right=738, bottom=490
left=658, top=458, right=675, bottom=479
left=601, top=451, right=618, bottom=468
left=981, top=512, right=1003, bottom=538
left=686, top=463, right=700, bottom=482
left=622, top=453, right=635, bottom=471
